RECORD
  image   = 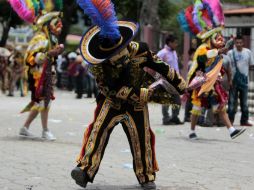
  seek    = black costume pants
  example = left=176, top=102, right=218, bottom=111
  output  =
left=77, top=98, right=158, bottom=184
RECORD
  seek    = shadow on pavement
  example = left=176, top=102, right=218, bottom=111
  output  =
left=171, top=136, right=240, bottom=144
left=77, top=185, right=194, bottom=190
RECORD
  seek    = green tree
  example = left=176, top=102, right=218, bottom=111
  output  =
left=58, top=0, right=79, bottom=44
left=223, top=0, right=254, bottom=6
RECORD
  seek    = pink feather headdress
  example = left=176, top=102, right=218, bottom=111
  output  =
left=8, top=0, right=63, bottom=24
left=177, top=0, right=225, bottom=39
left=8, top=0, right=36, bottom=23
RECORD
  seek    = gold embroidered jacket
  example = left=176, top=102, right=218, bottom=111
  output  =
left=89, top=41, right=187, bottom=107
left=24, top=31, right=58, bottom=105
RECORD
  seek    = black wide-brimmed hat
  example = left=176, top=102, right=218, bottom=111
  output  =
left=80, top=21, right=139, bottom=65
left=77, top=0, right=139, bottom=65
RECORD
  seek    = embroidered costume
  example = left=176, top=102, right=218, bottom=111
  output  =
left=71, top=0, right=187, bottom=189
left=8, top=0, right=63, bottom=112
left=9, top=0, right=64, bottom=140
left=178, top=0, right=229, bottom=115
left=178, top=0, right=246, bottom=140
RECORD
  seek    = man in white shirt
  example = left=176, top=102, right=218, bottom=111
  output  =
left=227, top=34, right=254, bottom=126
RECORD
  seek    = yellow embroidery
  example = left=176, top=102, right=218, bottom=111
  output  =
left=140, top=88, right=149, bottom=103
left=143, top=105, right=156, bottom=179
left=177, top=73, right=187, bottom=90
left=116, top=86, right=132, bottom=100
left=129, top=41, right=139, bottom=57
left=87, top=114, right=124, bottom=178
left=81, top=99, right=111, bottom=168
left=124, top=113, right=145, bottom=183
left=131, top=57, right=147, bottom=65
left=135, top=52, right=148, bottom=58
left=130, top=93, right=139, bottom=102
left=167, top=68, right=175, bottom=81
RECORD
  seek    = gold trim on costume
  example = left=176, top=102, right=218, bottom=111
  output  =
left=167, top=68, right=175, bottom=81
left=80, top=26, right=104, bottom=64
left=143, top=105, right=156, bottom=179
left=81, top=21, right=138, bottom=65
left=140, top=88, right=149, bottom=103
left=135, top=52, right=148, bottom=58
left=131, top=57, right=147, bottom=65
left=99, top=37, right=123, bottom=51
left=177, top=74, right=187, bottom=90
left=116, top=86, right=132, bottom=100
left=88, top=114, right=124, bottom=177
left=81, top=99, right=111, bottom=169
left=128, top=41, right=139, bottom=57
left=124, top=113, right=145, bottom=183
left=130, top=93, right=139, bottom=102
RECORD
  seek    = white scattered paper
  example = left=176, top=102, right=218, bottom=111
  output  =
left=120, top=149, right=130, bottom=153
left=123, top=163, right=133, bottom=169
left=49, top=119, right=62, bottom=123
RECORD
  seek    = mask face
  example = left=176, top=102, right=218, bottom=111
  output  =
left=49, top=18, right=63, bottom=36
left=109, top=48, right=130, bottom=66
left=211, top=32, right=225, bottom=49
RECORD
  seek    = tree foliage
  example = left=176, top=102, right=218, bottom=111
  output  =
left=223, top=0, right=254, bottom=6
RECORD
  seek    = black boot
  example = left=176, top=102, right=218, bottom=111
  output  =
left=71, top=167, right=88, bottom=188
left=141, top=181, right=156, bottom=189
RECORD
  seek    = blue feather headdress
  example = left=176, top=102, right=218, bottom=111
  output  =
left=77, top=0, right=139, bottom=65
left=77, top=0, right=121, bottom=41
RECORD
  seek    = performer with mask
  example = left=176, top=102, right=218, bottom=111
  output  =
left=9, top=0, right=64, bottom=140
left=71, top=0, right=187, bottom=189
left=178, top=0, right=246, bottom=139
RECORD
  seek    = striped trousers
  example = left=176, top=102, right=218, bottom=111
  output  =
left=77, top=98, right=158, bottom=184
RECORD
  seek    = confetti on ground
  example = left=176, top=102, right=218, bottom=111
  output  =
left=123, top=163, right=133, bottom=169
left=120, top=149, right=130, bottom=153
left=48, top=119, right=62, bottom=123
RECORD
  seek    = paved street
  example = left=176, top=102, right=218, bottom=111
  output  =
left=0, top=90, right=254, bottom=190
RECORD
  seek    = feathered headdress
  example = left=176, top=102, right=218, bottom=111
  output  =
left=77, top=0, right=121, bottom=42
left=8, top=0, right=63, bottom=25
left=177, top=0, right=224, bottom=40
left=77, top=0, right=139, bottom=65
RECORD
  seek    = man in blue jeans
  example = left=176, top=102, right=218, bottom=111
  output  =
left=227, top=34, right=254, bottom=126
